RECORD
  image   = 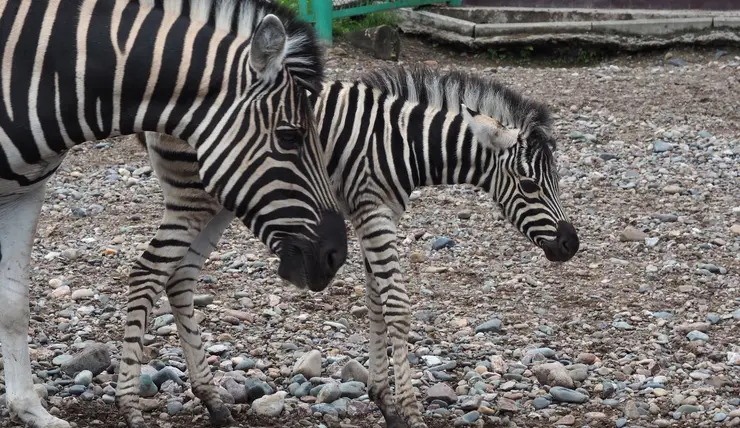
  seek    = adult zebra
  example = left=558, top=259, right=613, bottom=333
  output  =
left=0, top=1, right=348, bottom=428
left=137, top=64, right=580, bottom=428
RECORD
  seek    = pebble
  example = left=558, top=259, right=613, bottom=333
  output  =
left=548, top=386, right=588, bottom=403
left=71, top=288, right=94, bottom=300
left=619, top=226, right=646, bottom=242
left=316, top=383, right=341, bottom=403
left=425, top=383, right=457, bottom=404
left=474, top=318, right=502, bottom=333
left=431, top=237, right=455, bottom=250
left=652, top=140, right=674, bottom=152
left=251, top=392, right=286, bottom=417
left=193, top=294, right=214, bottom=307
left=533, top=362, right=574, bottom=388
left=293, top=350, right=322, bottom=379
left=60, top=343, right=110, bottom=376
left=686, top=330, right=709, bottom=342
left=532, top=396, right=551, bottom=409
left=341, top=360, right=368, bottom=385
left=74, top=370, right=92, bottom=386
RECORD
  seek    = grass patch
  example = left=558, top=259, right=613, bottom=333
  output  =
left=277, top=0, right=399, bottom=36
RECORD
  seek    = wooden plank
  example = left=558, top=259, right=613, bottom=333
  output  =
left=460, top=0, right=736, bottom=10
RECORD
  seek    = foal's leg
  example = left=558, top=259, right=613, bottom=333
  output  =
left=163, top=208, right=235, bottom=425
left=116, top=133, right=221, bottom=428
left=0, top=184, right=71, bottom=428
left=355, top=210, right=426, bottom=428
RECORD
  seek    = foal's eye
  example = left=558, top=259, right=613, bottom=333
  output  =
left=275, top=127, right=304, bottom=150
left=519, top=179, right=540, bottom=194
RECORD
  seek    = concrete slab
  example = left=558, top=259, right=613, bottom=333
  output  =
left=591, top=18, right=713, bottom=36
left=475, top=21, right=592, bottom=37
left=714, top=16, right=740, bottom=29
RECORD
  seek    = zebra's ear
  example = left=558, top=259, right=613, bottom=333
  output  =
left=249, top=14, right=287, bottom=80
left=461, top=104, right=519, bottom=151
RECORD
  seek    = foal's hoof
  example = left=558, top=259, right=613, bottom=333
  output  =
left=383, top=412, right=409, bottom=428
left=208, top=406, right=235, bottom=427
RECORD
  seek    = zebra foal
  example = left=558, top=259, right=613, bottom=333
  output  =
left=0, top=1, right=348, bottom=428
left=137, top=64, right=580, bottom=428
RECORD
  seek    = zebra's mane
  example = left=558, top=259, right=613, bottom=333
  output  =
left=358, top=64, right=556, bottom=153
left=161, top=0, right=324, bottom=92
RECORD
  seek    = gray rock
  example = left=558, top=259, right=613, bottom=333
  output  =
left=533, top=362, right=574, bottom=388
left=686, top=330, right=709, bottom=341
left=460, top=395, right=482, bottom=411
left=339, top=381, right=365, bottom=399
left=245, top=378, right=273, bottom=401
left=222, top=377, right=248, bottom=404
left=152, top=367, right=185, bottom=387
left=532, top=396, right=551, bottom=410
left=68, top=385, right=87, bottom=396
left=293, top=350, right=322, bottom=379
left=251, top=392, right=286, bottom=417
left=549, top=386, right=588, bottom=403
left=139, top=374, right=158, bottom=398
left=193, top=294, right=214, bottom=307
left=316, top=383, right=341, bottom=403
left=474, top=318, right=502, bottom=333
left=715, top=412, right=728, bottom=422
left=425, top=383, right=457, bottom=404
left=432, top=237, right=455, bottom=250
left=652, top=140, right=674, bottom=152
left=676, top=404, right=701, bottom=414
left=234, top=359, right=256, bottom=371
left=153, top=314, right=175, bottom=330
left=74, top=370, right=93, bottom=386
left=341, top=360, right=368, bottom=385
left=167, top=399, right=183, bottom=415
left=60, top=343, right=110, bottom=376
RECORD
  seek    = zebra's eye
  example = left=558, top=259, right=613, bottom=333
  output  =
left=275, top=127, right=304, bottom=150
left=519, top=179, right=540, bottom=194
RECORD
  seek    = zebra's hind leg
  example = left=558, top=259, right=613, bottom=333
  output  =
left=164, top=208, right=236, bottom=426
left=0, top=184, right=71, bottom=428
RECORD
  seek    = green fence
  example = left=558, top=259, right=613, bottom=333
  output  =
left=298, top=0, right=462, bottom=45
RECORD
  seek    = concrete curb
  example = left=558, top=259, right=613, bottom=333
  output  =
left=395, top=7, right=740, bottom=50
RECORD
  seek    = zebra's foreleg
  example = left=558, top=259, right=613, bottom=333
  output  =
left=356, top=210, right=426, bottom=428
left=362, top=249, right=426, bottom=427
left=0, top=184, right=71, bottom=428
left=115, top=205, right=220, bottom=428
left=163, top=208, right=236, bottom=426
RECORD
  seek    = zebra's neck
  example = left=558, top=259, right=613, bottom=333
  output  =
left=2, top=0, right=246, bottom=152
left=313, top=81, right=501, bottom=208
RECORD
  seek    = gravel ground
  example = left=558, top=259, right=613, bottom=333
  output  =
left=1, top=35, right=739, bottom=428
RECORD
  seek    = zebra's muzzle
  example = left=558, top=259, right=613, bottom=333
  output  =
left=541, top=221, right=579, bottom=262
left=276, top=211, right=348, bottom=291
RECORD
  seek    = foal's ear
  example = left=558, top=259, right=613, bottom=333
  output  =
left=249, top=14, right=287, bottom=81
left=461, top=104, right=519, bottom=151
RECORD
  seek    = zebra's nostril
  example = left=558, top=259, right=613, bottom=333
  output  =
left=326, top=249, right=339, bottom=271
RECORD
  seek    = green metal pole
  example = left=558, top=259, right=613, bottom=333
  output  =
left=313, top=0, right=334, bottom=46
left=298, top=0, right=309, bottom=20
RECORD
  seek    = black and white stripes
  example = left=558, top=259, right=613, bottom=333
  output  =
left=138, top=64, right=579, bottom=428
left=0, top=2, right=346, bottom=428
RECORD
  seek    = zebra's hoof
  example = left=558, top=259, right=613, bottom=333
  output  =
left=382, top=413, right=408, bottom=428
left=207, top=406, right=234, bottom=427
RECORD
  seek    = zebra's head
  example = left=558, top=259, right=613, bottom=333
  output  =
left=461, top=104, right=579, bottom=262
left=198, top=14, right=347, bottom=291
